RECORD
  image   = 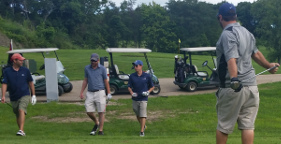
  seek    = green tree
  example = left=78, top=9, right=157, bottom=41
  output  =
left=167, top=0, right=220, bottom=48
left=138, top=2, right=177, bottom=52
left=236, top=2, right=255, bottom=34
left=251, top=0, right=281, bottom=63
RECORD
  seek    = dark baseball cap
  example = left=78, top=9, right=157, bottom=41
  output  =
left=217, top=2, right=236, bottom=17
left=90, top=53, right=99, bottom=61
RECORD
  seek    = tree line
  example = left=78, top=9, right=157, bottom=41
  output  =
left=0, top=0, right=280, bottom=62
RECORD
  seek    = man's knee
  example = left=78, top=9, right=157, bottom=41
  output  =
left=87, top=112, right=94, bottom=116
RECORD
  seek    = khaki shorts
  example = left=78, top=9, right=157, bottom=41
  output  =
left=133, top=100, right=147, bottom=117
left=85, top=90, right=106, bottom=113
left=11, top=95, right=30, bottom=117
left=216, top=86, right=259, bottom=134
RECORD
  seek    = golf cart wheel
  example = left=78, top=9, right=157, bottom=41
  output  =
left=58, top=85, right=64, bottom=96
left=63, top=82, right=73, bottom=93
left=110, top=85, right=118, bottom=95
left=186, top=81, right=197, bottom=92
left=151, top=85, right=161, bottom=95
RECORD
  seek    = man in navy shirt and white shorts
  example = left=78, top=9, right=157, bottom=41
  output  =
left=1, top=53, right=37, bottom=136
left=128, top=60, right=154, bottom=137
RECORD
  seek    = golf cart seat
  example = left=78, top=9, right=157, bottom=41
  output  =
left=114, top=64, right=119, bottom=74
left=24, top=59, right=45, bottom=84
left=31, top=75, right=45, bottom=84
left=192, top=65, right=208, bottom=77
left=118, top=74, right=129, bottom=80
left=114, top=64, right=129, bottom=80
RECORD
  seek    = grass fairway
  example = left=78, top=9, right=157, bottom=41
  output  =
left=1, top=82, right=281, bottom=143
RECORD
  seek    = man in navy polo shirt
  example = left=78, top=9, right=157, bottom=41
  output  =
left=1, top=53, right=36, bottom=136
left=128, top=60, right=154, bottom=137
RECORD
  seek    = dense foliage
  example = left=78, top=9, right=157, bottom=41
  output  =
left=0, top=0, right=280, bottom=62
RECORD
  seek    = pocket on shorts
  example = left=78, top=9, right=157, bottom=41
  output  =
left=249, top=86, right=259, bottom=94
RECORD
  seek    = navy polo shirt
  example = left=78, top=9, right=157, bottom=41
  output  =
left=2, top=66, right=33, bottom=101
left=128, top=72, right=154, bottom=101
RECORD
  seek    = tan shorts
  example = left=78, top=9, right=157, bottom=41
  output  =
left=11, top=95, right=30, bottom=117
left=133, top=100, right=147, bottom=117
left=216, top=86, right=259, bottom=134
left=85, top=90, right=106, bottom=113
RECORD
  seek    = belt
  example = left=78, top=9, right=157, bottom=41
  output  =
left=220, top=85, right=249, bottom=88
left=88, top=89, right=104, bottom=92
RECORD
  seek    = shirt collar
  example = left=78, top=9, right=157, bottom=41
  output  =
left=89, top=63, right=101, bottom=69
left=224, top=22, right=240, bottom=30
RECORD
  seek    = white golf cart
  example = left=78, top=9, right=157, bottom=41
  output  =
left=106, top=48, right=161, bottom=95
left=4, top=48, right=72, bottom=96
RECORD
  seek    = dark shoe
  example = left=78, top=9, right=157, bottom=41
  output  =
left=98, top=131, right=104, bottom=135
left=90, top=124, right=99, bottom=135
left=140, top=132, right=145, bottom=137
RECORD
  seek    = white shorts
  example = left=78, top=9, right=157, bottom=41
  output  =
left=85, top=90, right=106, bottom=113
left=133, top=100, right=147, bottom=117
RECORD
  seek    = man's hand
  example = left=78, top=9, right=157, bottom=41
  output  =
left=80, top=93, right=84, bottom=99
left=268, top=63, right=280, bottom=74
left=142, top=91, right=150, bottom=97
left=1, top=97, right=5, bottom=103
left=132, top=93, right=138, bottom=97
left=107, top=94, right=112, bottom=100
left=230, top=77, right=243, bottom=92
left=31, top=95, right=37, bottom=105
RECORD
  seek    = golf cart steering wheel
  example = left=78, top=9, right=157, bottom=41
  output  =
left=39, top=64, right=45, bottom=70
left=202, top=61, right=208, bottom=67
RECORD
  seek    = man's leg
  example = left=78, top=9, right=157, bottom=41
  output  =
left=87, top=112, right=99, bottom=124
left=98, top=112, right=105, bottom=132
left=136, top=117, right=145, bottom=131
left=241, top=130, right=254, bottom=144
left=139, top=117, right=146, bottom=132
left=216, top=130, right=228, bottom=144
left=17, top=109, right=25, bottom=131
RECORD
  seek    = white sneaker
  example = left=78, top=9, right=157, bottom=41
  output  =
left=140, top=132, right=145, bottom=137
left=16, top=130, right=26, bottom=136
left=90, top=131, right=96, bottom=135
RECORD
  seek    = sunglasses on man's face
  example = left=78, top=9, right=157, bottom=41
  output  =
left=91, top=60, right=97, bottom=62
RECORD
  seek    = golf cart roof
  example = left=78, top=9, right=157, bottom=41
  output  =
left=106, top=48, right=151, bottom=53
left=180, top=47, right=216, bottom=52
left=7, top=48, right=59, bottom=54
